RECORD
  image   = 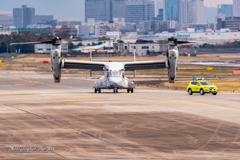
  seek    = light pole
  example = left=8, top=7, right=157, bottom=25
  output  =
left=90, top=49, right=92, bottom=77
left=185, top=39, right=188, bottom=56
left=134, top=49, right=136, bottom=77
left=10, top=34, right=12, bottom=53
left=6, top=38, right=8, bottom=54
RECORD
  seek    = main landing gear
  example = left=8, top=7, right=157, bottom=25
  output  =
left=127, top=88, right=134, bottom=93
left=94, top=88, right=101, bottom=93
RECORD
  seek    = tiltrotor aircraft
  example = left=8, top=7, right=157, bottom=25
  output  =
left=10, top=37, right=192, bottom=93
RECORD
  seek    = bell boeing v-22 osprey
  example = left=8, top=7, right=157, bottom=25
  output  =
left=10, top=37, right=192, bottom=93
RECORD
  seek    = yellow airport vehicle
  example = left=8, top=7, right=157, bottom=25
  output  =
left=0, top=60, right=6, bottom=65
left=206, top=67, right=213, bottom=71
left=187, top=78, right=218, bottom=95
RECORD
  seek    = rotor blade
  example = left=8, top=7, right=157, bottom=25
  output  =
left=62, top=39, right=79, bottom=43
left=177, top=40, right=208, bottom=44
left=10, top=41, right=52, bottom=46
left=177, top=41, right=195, bottom=44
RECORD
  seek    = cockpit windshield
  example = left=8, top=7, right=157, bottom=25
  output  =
left=200, top=82, right=212, bottom=85
left=107, top=70, right=123, bottom=78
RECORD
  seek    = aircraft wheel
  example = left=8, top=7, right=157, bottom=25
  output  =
left=188, top=89, right=193, bottom=95
left=200, top=89, right=205, bottom=95
left=116, top=89, right=118, bottom=93
left=131, top=88, right=134, bottom=93
left=213, top=93, right=217, bottom=95
left=99, top=89, right=101, bottom=93
left=127, top=89, right=129, bottom=93
left=95, top=88, right=97, bottom=93
left=113, top=89, right=116, bottom=93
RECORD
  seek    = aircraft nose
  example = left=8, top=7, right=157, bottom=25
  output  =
left=109, top=78, right=123, bottom=86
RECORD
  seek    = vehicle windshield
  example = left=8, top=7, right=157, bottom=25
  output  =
left=200, top=82, right=212, bottom=85
left=107, top=71, right=123, bottom=78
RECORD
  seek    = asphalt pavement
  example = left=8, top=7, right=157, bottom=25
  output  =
left=0, top=71, right=240, bottom=159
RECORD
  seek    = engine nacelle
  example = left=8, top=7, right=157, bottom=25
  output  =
left=167, top=46, right=179, bottom=83
left=51, top=45, right=62, bottom=83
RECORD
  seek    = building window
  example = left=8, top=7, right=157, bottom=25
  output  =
left=142, top=46, right=149, bottom=49
left=38, top=48, right=43, bottom=51
left=152, top=46, right=154, bottom=49
left=125, top=46, right=127, bottom=49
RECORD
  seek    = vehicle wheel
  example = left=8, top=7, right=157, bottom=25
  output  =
left=127, top=89, right=129, bottom=93
left=213, top=93, right=217, bottom=95
left=99, top=89, right=101, bottom=93
left=131, top=88, right=134, bottom=93
left=95, top=88, right=97, bottom=93
left=200, top=89, right=205, bottom=95
left=188, top=89, right=193, bottom=95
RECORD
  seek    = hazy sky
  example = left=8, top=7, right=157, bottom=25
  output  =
left=204, top=0, right=233, bottom=7
left=0, top=0, right=234, bottom=21
left=0, top=0, right=85, bottom=21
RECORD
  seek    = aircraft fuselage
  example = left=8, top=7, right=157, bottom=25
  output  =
left=94, top=62, right=134, bottom=93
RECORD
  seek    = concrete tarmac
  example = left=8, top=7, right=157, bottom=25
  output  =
left=0, top=71, right=240, bottom=159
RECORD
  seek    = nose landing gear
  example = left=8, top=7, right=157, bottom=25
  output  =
left=113, top=88, right=118, bottom=93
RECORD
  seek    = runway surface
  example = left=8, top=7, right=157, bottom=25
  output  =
left=0, top=71, right=240, bottom=159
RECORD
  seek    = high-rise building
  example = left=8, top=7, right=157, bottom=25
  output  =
left=222, top=17, right=240, bottom=31
left=85, top=0, right=112, bottom=22
left=165, top=0, right=179, bottom=22
left=0, top=12, right=13, bottom=27
left=126, top=0, right=155, bottom=23
left=35, top=15, right=56, bottom=28
left=218, top=4, right=233, bottom=17
left=35, top=15, right=54, bottom=24
left=188, top=0, right=204, bottom=24
left=58, top=17, right=82, bottom=28
left=178, top=0, right=188, bottom=24
left=112, top=0, right=126, bottom=19
left=13, top=5, right=35, bottom=28
left=152, top=9, right=163, bottom=21
left=151, top=0, right=158, bottom=17
left=233, top=0, right=240, bottom=16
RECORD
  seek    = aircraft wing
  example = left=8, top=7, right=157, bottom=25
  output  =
left=61, top=60, right=105, bottom=71
left=123, top=60, right=168, bottom=71
left=10, top=41, right=52, bottom=45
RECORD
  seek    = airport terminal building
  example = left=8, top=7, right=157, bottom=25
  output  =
left=34, top=44, right=68, bottom=53
left=154, top=29, right=240, bottom=41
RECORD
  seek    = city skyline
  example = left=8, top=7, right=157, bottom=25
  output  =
left=0, top=0, right=234, bottom=22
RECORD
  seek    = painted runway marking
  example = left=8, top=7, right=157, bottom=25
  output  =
left=75, top=96, right=93, bottom=98
left=57, top=100, right=82, bottom=102
left=132, top=94, right=240, bottom=112
left=92, top=99, right=116, bottom=101
left=15, top=84, right=32, bottom=86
